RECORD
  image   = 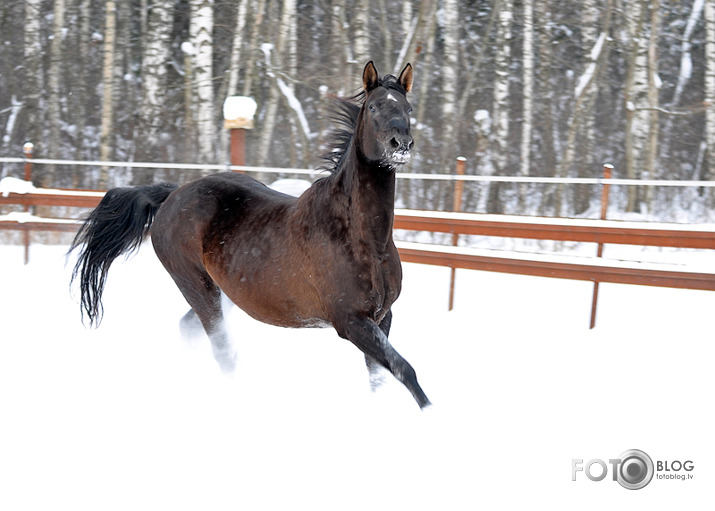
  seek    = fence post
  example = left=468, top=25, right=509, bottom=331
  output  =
left=229, top=128, right=246, bottom=168
left=589, top=163, right=613, bottom=329
left=23, top=142, right=33, bottom=182
left=22, top=142, right=34, bottom=265
left=448, top=156, right=467, bottom=311
left=223, top=96, right=257, bottom=172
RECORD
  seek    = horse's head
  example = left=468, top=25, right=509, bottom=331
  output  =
left=357, top=61, right=414, bottom=169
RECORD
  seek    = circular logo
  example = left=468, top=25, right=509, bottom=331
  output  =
left=617, top=449, right=654, bottom=490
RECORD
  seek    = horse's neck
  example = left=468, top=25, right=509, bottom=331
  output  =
left=339, top=154, right=396, bottom=250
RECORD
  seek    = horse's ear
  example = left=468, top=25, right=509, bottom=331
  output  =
left=398, top=63, right=413, bottom=93
left=363, top=61, right=379, bottom=91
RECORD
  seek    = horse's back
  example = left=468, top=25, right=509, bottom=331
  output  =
left=153, top=172, right=294, bottom=240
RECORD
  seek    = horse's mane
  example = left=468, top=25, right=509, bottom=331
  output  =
left=318, top=92, right=364, bottom=174
left=318, top=74, right=406, bottom=174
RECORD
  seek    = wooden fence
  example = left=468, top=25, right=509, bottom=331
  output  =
left=393, top=210, right=715, bottom=327
left=1, top=154, right=714, bottom=328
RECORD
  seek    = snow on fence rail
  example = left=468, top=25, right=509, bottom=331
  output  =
left=2, top=156, right=715, bottom=187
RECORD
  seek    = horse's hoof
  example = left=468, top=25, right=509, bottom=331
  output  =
left=215, top=349, right=238, bottom=374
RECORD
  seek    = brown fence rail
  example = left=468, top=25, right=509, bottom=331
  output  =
left=395, top=241, right=715, bottom=291
left=394, top=209, right=714, bottom=327
left=393, top=210, right=715, bottom=250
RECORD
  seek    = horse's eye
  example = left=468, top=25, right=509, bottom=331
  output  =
left=368, top=104, right=376, bottom=113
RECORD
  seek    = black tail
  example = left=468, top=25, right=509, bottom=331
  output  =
left=69, top=183, right=178, bottom=326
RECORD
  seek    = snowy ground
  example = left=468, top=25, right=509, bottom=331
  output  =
left=1, top=243, right=714, bottom=510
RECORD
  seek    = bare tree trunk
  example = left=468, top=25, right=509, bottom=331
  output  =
left=624, top=0, right=650, bottom=212
left=46, top=0, right=66, bottom=185
left=519, top=0, right=534, bottom=210
left=256, top=0, right=296, bottom=167
left=114, top=0, right=134, bottom=180
left=137, top=0, right=174, bottom=171
left=553, top=2, right=612, bottom=216
left=99, top=0, right=117, bottom=187
left=73, top=0, right=91, bottom=169
left=330, top=0, right=350, bottom=94
left=487, top=0, right=512, bottom=214
left=535, top=0, right=555, bottom=181
left=183, top=42, right=196, bottom=160
left=671, top=0, right=704, bottom=107
left=454, top=0, right=501, bottom=184
left=441, top=0, right=459, bottom=167
left=353, top=1, right=370, bottom=72
left=573, top=0, right=601, bottom=215
left=403, top=0, right=438, bottom=69
left=644, top=0, right=661, bottom=209
left=22, top=0, right=44, bottom=158
left=661, top=0, right=704, bottom=166
left=415, top=13, right=436, bottom=129
left=705, top=0, right=715, bottom=184
left=227, top=0, right=248, bottom=97
left=190, top=0, right=215, bottom=165
left=377, top=0, right=393, bottom=70
left=242, top=0, right=266, bottom=97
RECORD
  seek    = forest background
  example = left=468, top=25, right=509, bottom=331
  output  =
left=1, top=0, right=714, bottom=219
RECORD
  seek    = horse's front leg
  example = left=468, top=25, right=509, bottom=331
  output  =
left=365, top=310, right=392, bottom=391
left=339, top=313, right=430, bottom=409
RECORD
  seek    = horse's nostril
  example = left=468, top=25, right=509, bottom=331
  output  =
left=390, top=138, right=400, bottom=149
left=408, top=140, right=414, bottom=150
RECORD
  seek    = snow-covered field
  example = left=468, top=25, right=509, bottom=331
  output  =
left=1, top=242, right=714, bottom=510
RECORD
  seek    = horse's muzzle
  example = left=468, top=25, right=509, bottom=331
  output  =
left=388, top=134, right=413, bottom=165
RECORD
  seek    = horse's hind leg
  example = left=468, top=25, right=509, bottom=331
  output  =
left=169, top=268, right=237, bottom=373
left=179, top=308, right=205, bottom=340
left=341, top=314, right=430, bottom=409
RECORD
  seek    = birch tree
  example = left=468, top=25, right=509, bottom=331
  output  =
left=22, top=0, right=44, bottom=158
left=190, top=0, right=215, bottom=164
left=487, top=0, right=512, bottom=213
left=573, top=0, right=602, bottom=214
left=660, top=0, right=704, bottom=163
left=46, top=0, right=66, bottom=180
left=624, top=0, right=652, bottom=212
left=113, top=0, right=134, bottom=167
left=440, top=0, right=459, bottom=172
left=72, top=0, right=91, bottom=165
left=0, top=1, right=23, bottom=157
left=227, top=0, right=249, bottom=97
left=644, top=0, right=661, bottom=208
left=535, top=0, right=555, bottom=181
left=99, top=0, right=117, bottom=185
left=671, top=0, right=704, bottom=107
left=353, top=1, right=370, bottom=71
left=137, top=0, right=174, bottom=167
left=705, top=0, right=715, bottom=182
left=330, top=0, right=350, bottom=94
left=519, top=0, right=534, bottom=208
left=242, top=0, right=266, bottom=98
left=377, top=0, right=393, bottom=70
left=552, top=2, right=611, bottom=216
left=256, top=0, right=299, bottom=166
left=402, top=0, right=438, bottom=69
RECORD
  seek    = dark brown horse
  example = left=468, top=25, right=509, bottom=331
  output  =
left=70, top=61, right=430, bottom=409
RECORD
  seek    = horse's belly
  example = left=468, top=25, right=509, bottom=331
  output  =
left=222, top=277, right=330, bottom=329
left=234, top=297, right=331, bottom=329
